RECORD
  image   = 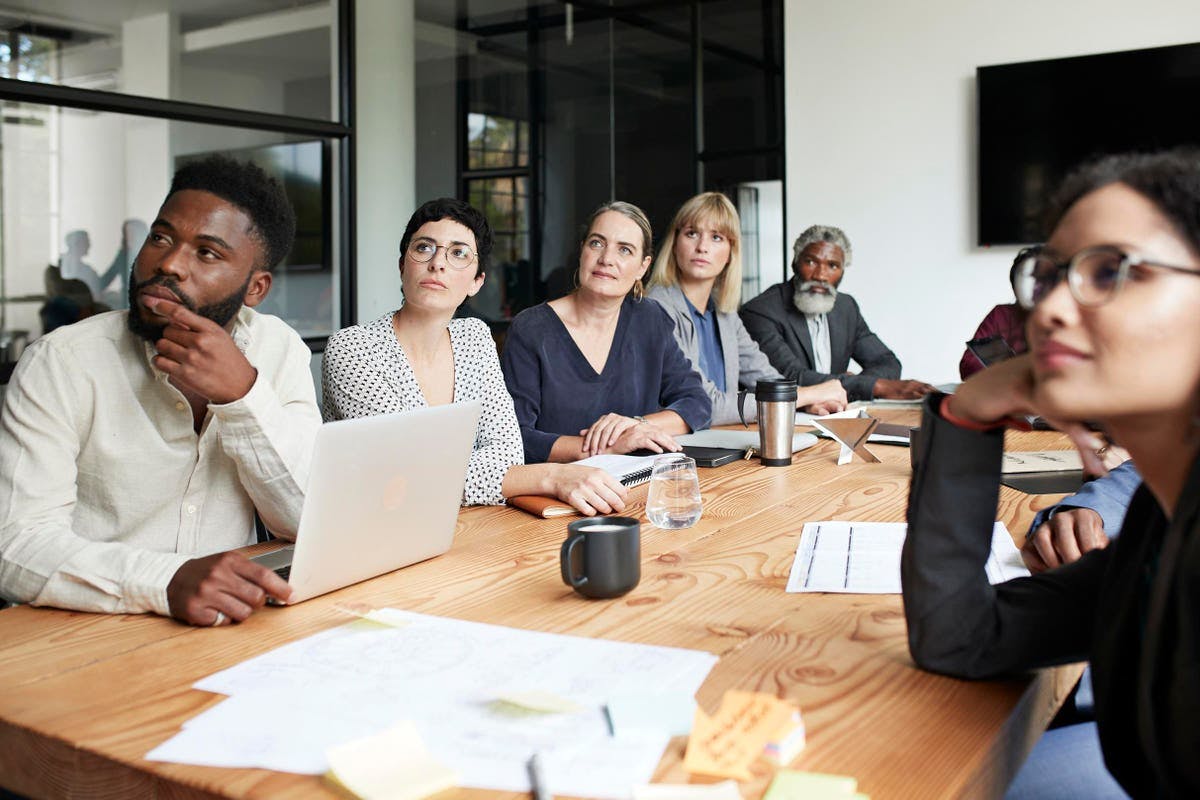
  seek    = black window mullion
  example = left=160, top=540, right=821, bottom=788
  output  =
left=0, top=78, right=349, bottom=139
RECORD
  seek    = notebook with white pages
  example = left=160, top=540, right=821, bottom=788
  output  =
left=574, top=454, right=661, bottom=487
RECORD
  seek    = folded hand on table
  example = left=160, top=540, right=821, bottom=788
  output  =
left=579, top=413, right=681, bottom=457
left=798, top=379, right=847, bottom=415
left=1022, top=507, right=1110, bottom=573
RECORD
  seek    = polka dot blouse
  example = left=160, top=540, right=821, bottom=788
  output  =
left=321, top=312, right=524, bottom=506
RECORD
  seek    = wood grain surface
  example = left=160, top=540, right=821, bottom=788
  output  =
left=0, top=411, right=1082, bottom=799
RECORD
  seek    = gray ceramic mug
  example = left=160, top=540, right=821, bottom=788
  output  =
left=560, top=517, right=641, bottom=599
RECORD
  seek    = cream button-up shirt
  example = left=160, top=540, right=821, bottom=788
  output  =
left=0, top=307, right=321, bottom=616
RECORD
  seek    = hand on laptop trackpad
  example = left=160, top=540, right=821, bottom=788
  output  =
left=251, top=546, right=295, bottom=605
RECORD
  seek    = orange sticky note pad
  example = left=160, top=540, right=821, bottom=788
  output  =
left=683, top=691, right=800, bottom=781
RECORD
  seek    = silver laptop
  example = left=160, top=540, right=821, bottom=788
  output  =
left=252, top=400, right=482, bottom=604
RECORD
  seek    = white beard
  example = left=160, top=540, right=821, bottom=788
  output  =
left=792, top=279, right=837, bottom=316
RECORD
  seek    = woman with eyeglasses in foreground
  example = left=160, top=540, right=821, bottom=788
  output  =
left=501, top=201, right=710, bottom=464
left=902, top=149, right=1200, bottom=797
left=322, top=198, right=627, bottom=516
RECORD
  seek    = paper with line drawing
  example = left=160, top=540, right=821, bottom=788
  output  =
left=785, top=521, right=1027, bottom=593
left=148, top=610, right=716, bottom=798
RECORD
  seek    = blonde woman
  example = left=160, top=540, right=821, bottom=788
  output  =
left=501, top=201, right=711, bottom=463
left=647, top=192, right=846, bottom=425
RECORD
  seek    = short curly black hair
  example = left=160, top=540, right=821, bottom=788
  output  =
left=1047, top=148, right=1200, bottom=254
left=399, top=198, right=493, bottom=277
left=168, top=155, right=297, bottom=271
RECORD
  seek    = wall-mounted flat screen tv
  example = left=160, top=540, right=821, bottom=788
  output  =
left=977, top=42, right=1200, bottom=246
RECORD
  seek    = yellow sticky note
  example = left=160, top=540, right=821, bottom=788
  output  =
left=762, top=770, right=859, bottom=800
left=333, top=604, right=413, bottom=629
left=325, top=721, right=457, bottom=800
left=361, top=608, right=412, bottom=627
left=494, top=690, right=583, bottom=714
left=683, top=691, right=798, bottom=781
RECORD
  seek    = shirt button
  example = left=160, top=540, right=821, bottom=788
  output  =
left=176, top=401, right=187, bottom=411
left=186, top=504, right=197, bottom=515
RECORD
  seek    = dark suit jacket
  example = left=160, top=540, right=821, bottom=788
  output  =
left=739, top=281, right=900, bottom=401
left=902, top=394, right=1200, bottom=798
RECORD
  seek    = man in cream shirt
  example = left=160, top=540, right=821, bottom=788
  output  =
left=0, top=156, right=320, bottom=626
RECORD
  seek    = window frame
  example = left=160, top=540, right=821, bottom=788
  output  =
left=0, top=0, right=356, bottom=352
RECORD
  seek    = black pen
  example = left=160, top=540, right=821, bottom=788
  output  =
left=527, top=752, right=551, bottom=800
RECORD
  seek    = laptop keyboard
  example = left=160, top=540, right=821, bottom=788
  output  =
left=275, top=565, right=291, bottom=581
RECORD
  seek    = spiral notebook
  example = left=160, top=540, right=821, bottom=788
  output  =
left=506, top=454, right=660, bottom=518
left=573, top=454, right=660, bottom=486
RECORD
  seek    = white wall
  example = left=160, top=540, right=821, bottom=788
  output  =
left=355, top=0, right=416, bottom=322
left=784, top=0, right=1200, bottom=383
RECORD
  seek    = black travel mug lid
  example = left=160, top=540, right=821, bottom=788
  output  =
left=755, top=379, right=797, bottom=402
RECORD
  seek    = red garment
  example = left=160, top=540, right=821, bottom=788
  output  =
left=958, top=303, right=1027, bottom=379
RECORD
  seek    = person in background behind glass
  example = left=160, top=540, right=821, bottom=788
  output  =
left=99, top=219, right=149, bottom=309
left=57, top=230, right=103, bottom=300
left=646, top=191, right=847, bottom=425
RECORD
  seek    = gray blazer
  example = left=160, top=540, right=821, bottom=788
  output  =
left=739, top=281, right=901, bottom=402
left=647, top=284, right=781, bottom=425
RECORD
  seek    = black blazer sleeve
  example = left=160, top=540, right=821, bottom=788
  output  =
left=840, top=295, right=901, bottom=387
left=901, top=394, right=1107, bottom=678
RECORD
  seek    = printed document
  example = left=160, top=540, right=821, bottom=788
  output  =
left=785, top=521, right=1028, bottom=593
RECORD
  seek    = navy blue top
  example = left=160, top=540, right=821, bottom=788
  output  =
left=501, top=296, right=712, bottom=463
left=684, top=294, right=726, bottom=393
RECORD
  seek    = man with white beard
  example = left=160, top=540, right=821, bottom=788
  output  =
left=740, top=225, right=934, bottom=401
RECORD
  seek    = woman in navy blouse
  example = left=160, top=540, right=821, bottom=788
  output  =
left=501, top=201, right=711, bottom=463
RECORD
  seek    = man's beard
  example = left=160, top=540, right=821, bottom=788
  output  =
left=792, top=275, right=837, bottom=316
left=126, top=268, right=251, bottom=342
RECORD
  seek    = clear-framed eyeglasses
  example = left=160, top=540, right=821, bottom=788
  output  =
left=405, top=239, right=477, bottom=270
left=1010, top=244, right=1200, bottom=310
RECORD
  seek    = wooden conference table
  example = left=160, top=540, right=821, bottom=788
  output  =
left=0, top=409, right=1082, bottom=800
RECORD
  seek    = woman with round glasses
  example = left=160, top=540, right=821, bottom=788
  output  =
left=646, top=191, right=847, bottom=424
left=902, top=150, right=1200, bottom=797
left=322, top=198, right=628, bottom=515
left=501, top=201, right=711, bottom=463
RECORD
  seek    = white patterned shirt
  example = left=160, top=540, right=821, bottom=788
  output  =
left=0, top=307, right=321, bottom=615
left=321, top=313, right=523, bottom=506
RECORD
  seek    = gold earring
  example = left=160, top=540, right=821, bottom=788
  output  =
left=632, top=278, right=645, bottom=300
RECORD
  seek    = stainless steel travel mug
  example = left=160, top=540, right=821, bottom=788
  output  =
left=755, top=379, right=797, bottom=466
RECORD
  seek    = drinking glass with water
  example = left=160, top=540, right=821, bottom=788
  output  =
left=646, top=454, right=702, bottom=529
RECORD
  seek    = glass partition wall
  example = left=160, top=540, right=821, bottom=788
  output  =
left=0, top=0, right=351, bottom=383
left=414, top=0, right=785, bottom=329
